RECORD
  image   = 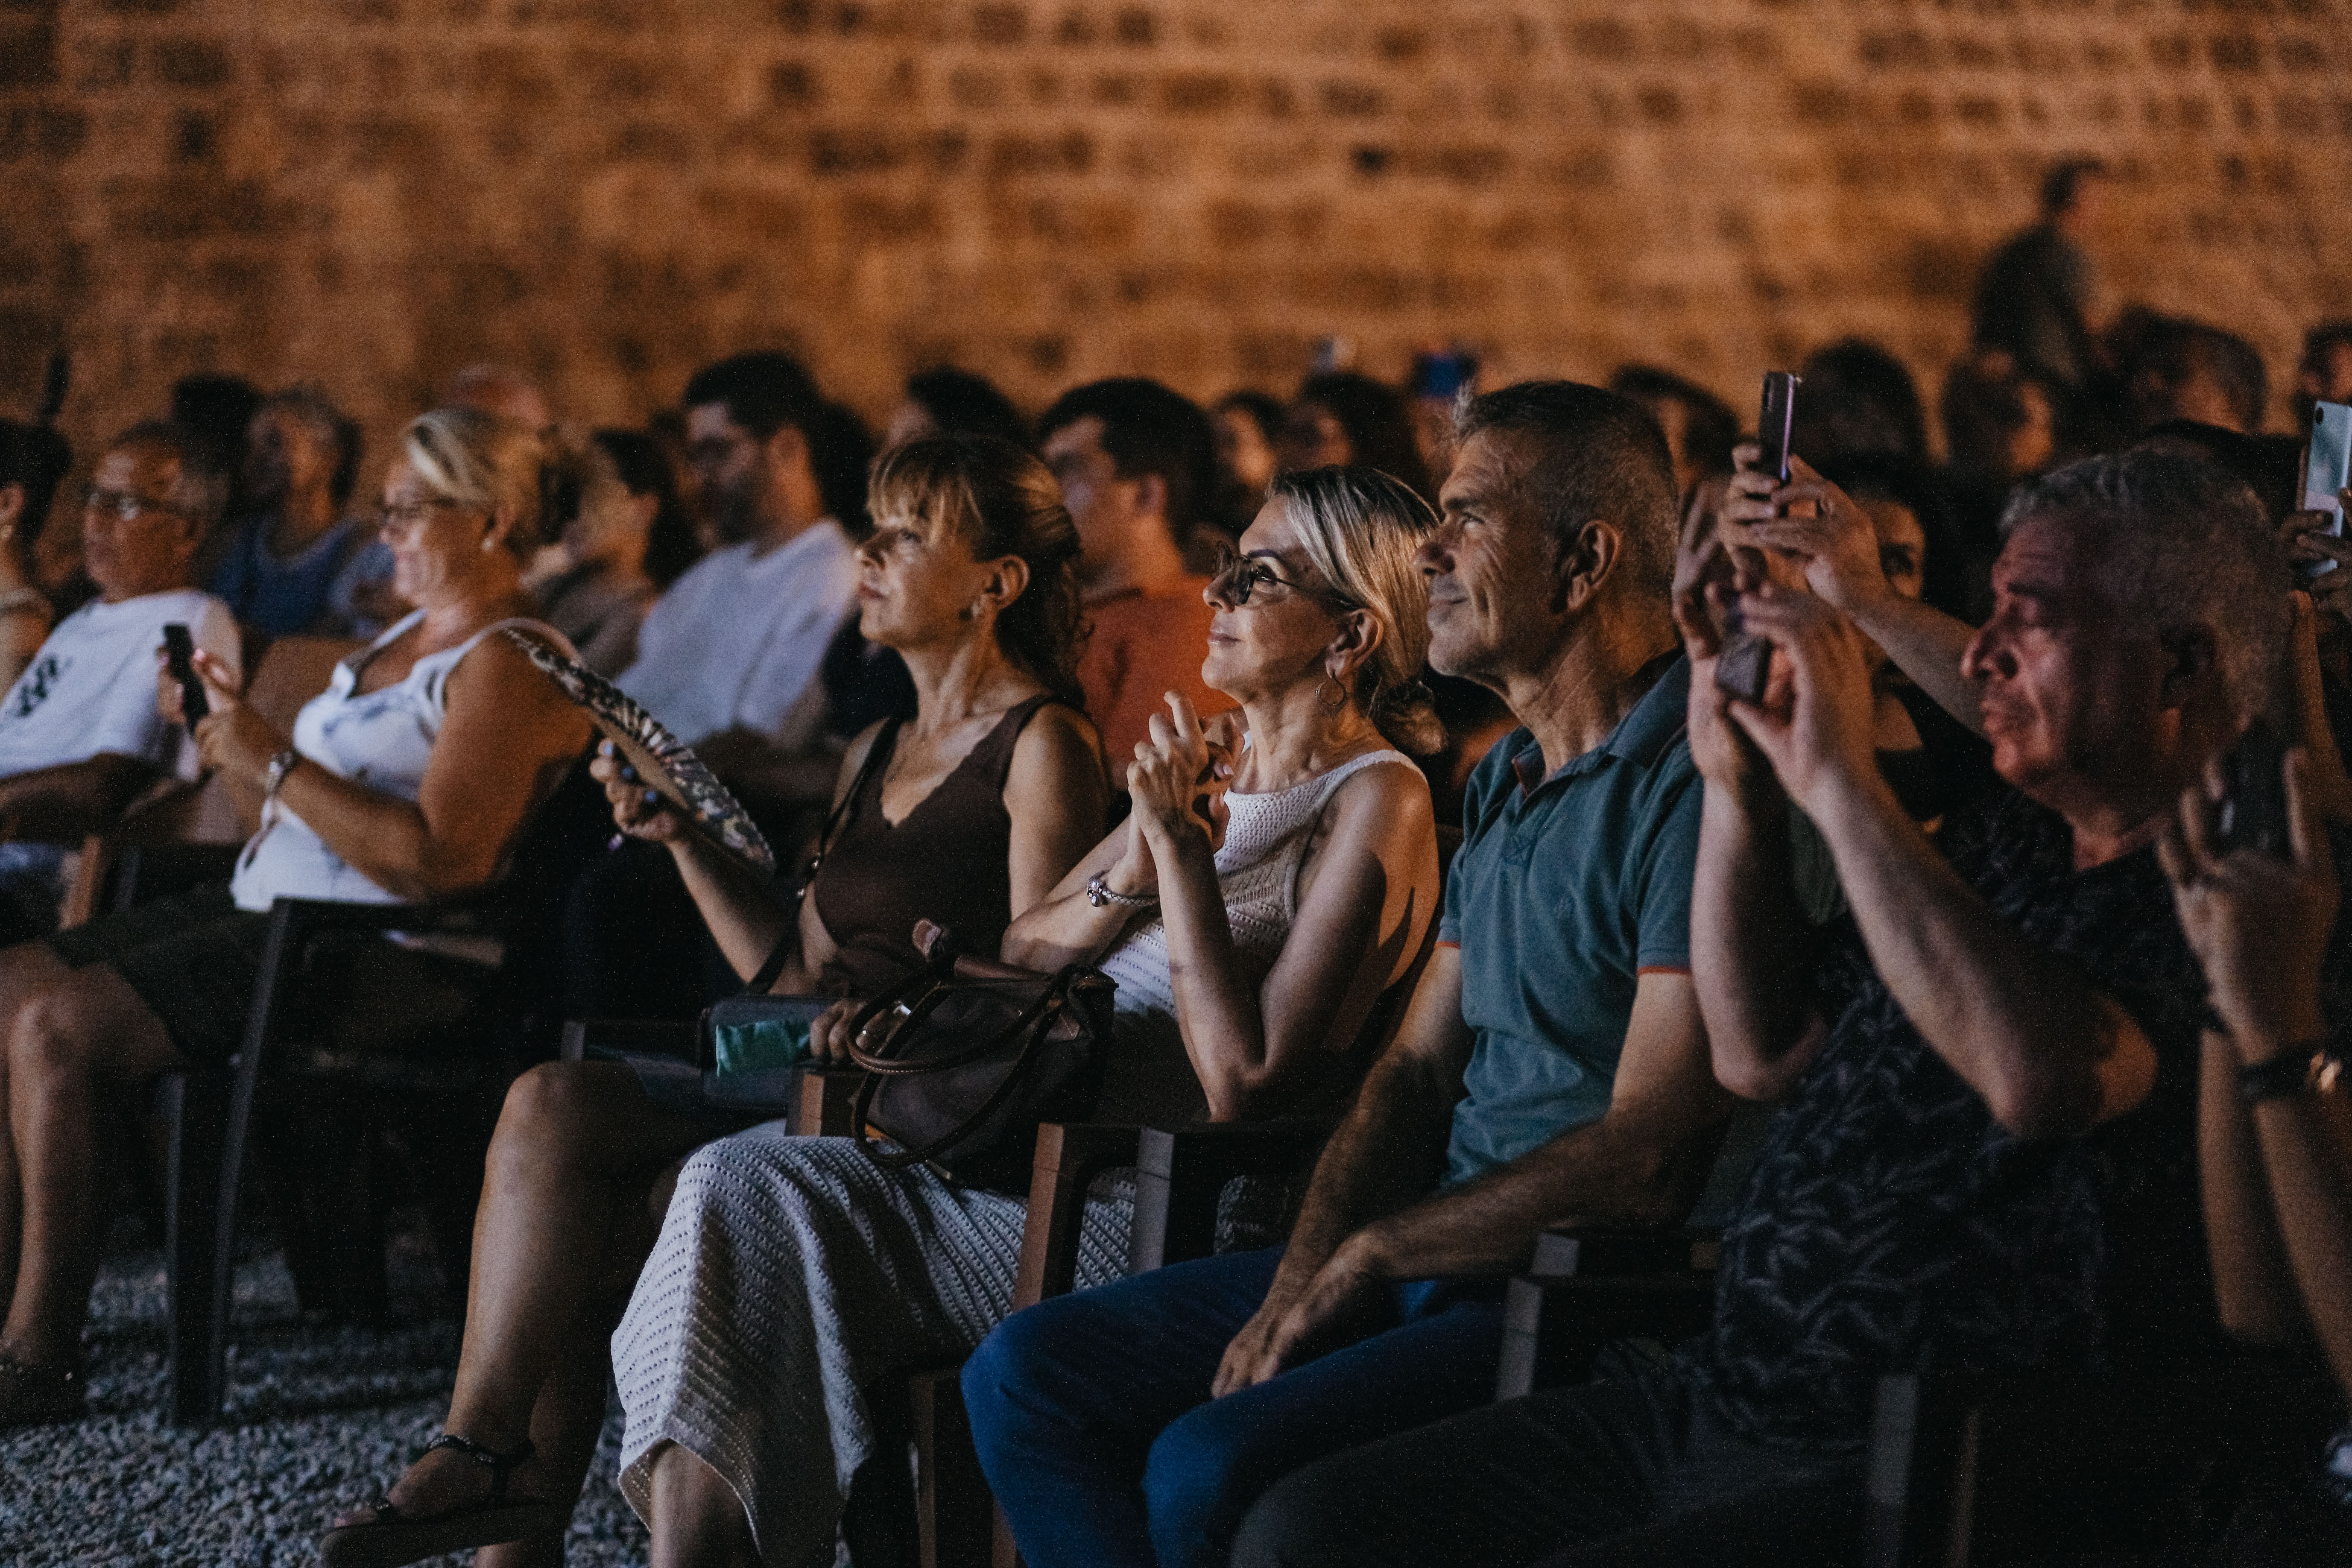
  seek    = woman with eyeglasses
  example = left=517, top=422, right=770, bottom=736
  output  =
left=604, top=465, right=1443, bottom=1568
left=0, top=406, right=591, bottom=1431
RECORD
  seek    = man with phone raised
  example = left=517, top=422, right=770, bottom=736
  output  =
left=0, top=422, right=239, bottom=944
left=1230, top=447, right=2319, bottom=1564
left=967, top=382, right=1734, bottom=1568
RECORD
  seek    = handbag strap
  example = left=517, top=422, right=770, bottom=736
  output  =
left=852, top=966, right=1084, bottom=1171
left=748, top=718, right=901, bottom=997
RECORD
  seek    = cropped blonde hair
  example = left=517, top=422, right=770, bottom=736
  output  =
left=402, top=406, right=549, bottom=558
left=1269, top=466, right=1443, bottom=753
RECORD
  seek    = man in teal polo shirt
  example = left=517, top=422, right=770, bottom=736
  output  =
left=965, top=381, right=1735, bottom=1568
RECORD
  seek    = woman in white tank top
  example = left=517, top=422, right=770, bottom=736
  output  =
left=607, top=467, right=1448, bottom=1568
left=0, top=408, right=589, bottom=1432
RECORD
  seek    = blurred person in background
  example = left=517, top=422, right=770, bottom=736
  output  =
left=1971, top=156, right=2108, bottom=393
left=2126, top=316, right=2269, bottom=435
left=169, top=373, right=264, bottom=559
left=2295, top=321, right=2352, bottom=428
left=1407, top=345, right=1480, bottom=481
left=210, top=385, right=379, bottom=639
left=1279, top=371, right=1435, bottom=504
left=519, top=432, right=674, bottom=677
left=0, top=422, right=68, bottom=689
left=447, top=363, right=553, bottom=431
left=1790, top=339, right=1932, bottom=469
left=1040, top=378, right=1230, bottom=767
left=0, top=422, right=241, bottom=946
left=1207, top=390, right=1286, bottom=557
left=1610, top=364, right=1740, bottom=503
left=884, top=365, right=1032, bottom=452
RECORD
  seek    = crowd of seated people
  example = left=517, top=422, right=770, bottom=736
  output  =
left=0, top=195, right=2347, bottom=1568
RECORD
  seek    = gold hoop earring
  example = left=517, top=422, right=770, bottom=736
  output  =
left=1318, top=674, right=1348, bottom=713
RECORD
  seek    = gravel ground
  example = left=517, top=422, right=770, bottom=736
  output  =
left=0, top=1219, right=650, bottom=1568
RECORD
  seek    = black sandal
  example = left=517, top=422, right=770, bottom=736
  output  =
left=320, top=1432, right=569, bottom=1568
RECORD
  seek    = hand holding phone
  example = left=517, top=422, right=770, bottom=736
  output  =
left=2214, top=719, right=2292, bottom=860
left=2301, top=402, right=2351, bottom=580
left=162, top=623, right=207, bottom=725
left=1714, top=372, right=1801, bottom=704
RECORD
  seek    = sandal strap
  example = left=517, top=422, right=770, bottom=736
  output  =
left=420, top=1432, right=536, bottom=1503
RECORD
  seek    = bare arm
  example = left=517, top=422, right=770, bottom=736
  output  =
left=1000, top=704, right=1112, bottom=919
left=192, top=641, right=592, bottom=903
left=1148, top=751, right=1439, bottom=1119
left=2164, top=750, right=2352, bottom=1394
left=1729, top=584, right=2158, bottom=1140
left=0, top=753, right=163, bottom=841
left=1673, top=541, right=1830, bottom=1101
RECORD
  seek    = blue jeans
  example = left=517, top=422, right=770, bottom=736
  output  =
left=962, top=1246, right=1505, bottom=1568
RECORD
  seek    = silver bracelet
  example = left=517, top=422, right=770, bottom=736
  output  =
left=1086, top=872, right=1157, bottom=909
left=264, top=748, right=303, bottom=801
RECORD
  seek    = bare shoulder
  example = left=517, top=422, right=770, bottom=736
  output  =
left=449, top=630, right=569, bottom=712
left=1326, top=754, right=1436, bottom=838
left=1011, top=700, right=1105, bottom=782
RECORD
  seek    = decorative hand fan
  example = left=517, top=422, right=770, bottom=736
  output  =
left=503, top=628, right=776, bottom=874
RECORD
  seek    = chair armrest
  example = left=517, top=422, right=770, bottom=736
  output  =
left=561, top=1019, right=697, bottom=1064
left=1130, top=1120, right=1334, bottom=1274
left=1495, top=1225, right=1719, bottom=1402
left=1014, top=1122, right=1145, bottom=1309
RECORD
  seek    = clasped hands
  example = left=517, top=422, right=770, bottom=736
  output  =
left=156, top=645, right=287, bottom=788
left=1101, top=693, right=1239, bottom=903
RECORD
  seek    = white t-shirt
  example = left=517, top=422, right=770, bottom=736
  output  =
left=615, top=521, right=856, bottom=749
left=0, top=590, right=241, bottom=780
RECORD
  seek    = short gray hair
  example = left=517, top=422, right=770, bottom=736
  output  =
left=2002, top=450, right=2290, bottom=724
left=1451, top=381, right=1680, bottom=604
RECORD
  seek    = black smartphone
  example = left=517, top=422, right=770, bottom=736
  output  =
left=162, top=623, right=207, bottom=724
left=1713, top=372, right=1803, bottom=704
left=2214, top=719, right=2291, bottom=859
left=1757, top=370, right=1800, bottom=485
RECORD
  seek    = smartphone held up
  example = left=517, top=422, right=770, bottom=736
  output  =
left=2303, top=401, right=2351, bottom=581
left=1713, top=371, right=1800, bottom=707
left=162, top=622, right=207, bottom=725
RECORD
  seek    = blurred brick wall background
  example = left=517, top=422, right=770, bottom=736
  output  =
left=3, top=0, right=2348, bottom=460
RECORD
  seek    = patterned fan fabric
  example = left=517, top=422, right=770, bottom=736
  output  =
left=502, top=627, right=776, bottom=874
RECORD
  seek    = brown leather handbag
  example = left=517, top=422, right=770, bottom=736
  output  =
left=841, top=932, right=1116, bottom=1192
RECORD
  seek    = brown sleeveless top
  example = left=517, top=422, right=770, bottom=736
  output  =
left=810, top=694, right=1063, bottom=997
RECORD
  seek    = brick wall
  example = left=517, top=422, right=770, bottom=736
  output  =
left=4, top=0, right=2348, bottom=463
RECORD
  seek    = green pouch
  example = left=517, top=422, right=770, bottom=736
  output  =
left=702, top=996, right=832, bottom=1076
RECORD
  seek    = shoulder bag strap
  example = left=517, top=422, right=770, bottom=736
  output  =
left=746, top=718, right=901, bottom=996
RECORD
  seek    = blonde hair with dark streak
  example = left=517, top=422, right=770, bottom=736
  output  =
left=1268, top=465, right=1443, bottom=754
left=868, top=432, right=1087, bottom=709
left=401, top=406, right=552, bottom=560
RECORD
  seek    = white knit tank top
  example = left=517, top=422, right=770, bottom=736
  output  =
left=1091, top=745, right=1414, bottom=1122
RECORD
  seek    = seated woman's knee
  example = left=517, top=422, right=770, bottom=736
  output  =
left=6, top=977, right=104, bottom=1081
left=494, top=1061, right=619, bottom=1166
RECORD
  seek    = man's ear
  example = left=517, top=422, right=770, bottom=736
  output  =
left=1550, top=519, right=1622, bottom=615
left=2157, top=623, right=2219, bottom=708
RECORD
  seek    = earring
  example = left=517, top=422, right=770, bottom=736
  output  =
left=1318, top=674, right=1348, bottom=713
left=480, top=533, right=499, bottom=554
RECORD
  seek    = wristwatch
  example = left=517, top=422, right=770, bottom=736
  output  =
left=264, top=748, right=303, bottom=802
left=1086, top=872, right=1156, bottom=910
left=2237, top=1043, right=2344, bottom=1105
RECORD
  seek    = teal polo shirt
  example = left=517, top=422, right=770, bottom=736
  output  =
left=1441, top=656, right=1702, bottom=1186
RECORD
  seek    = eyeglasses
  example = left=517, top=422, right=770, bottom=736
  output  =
left=1208, top=542, right=1356, bottom=612
left=375, top=497, right=463, bottom=533
left=82, top=487, right=186, bottom=524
